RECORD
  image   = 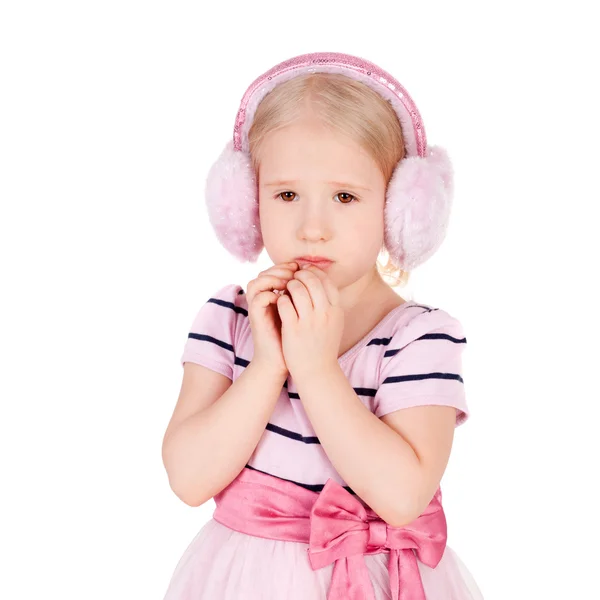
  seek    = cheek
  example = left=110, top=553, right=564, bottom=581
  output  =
left=260, top=206, right=284, bottom=236
left=343, top=215, right=384, bottom=262
left=346, top=210, right=384, bottom=241
left=259, top=202, right=289, bottom=255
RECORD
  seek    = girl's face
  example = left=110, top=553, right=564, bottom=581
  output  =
left=257, top=115, right=387, bottom=299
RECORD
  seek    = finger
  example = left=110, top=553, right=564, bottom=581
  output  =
left=261, top=267, right=298, bottom=280
left=261, top=262, right=299, bottom=276
left=254, top=289, right=278, bottom=308
left=295, top=265, right=339, bottom=306
left=292, top=269, right=330, bottom=312
left=255, top=273, right=293, bottom=286
left=285, top=278, right=312, bottom=319
left=249, top=274, right=285, bottom=293
left=247, top=274, right=289, bottom=300
left=276, top=291, right=297, bottom=323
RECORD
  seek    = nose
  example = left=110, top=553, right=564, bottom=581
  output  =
left=296, top=202, right=332, bottom=243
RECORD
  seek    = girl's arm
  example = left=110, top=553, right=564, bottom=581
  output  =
left=162, top=359, right=288, bottom=506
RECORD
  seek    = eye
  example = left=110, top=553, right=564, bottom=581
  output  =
left=278, top=191, right=297, bottom=201
left=334, top=192, right=357, bottom=204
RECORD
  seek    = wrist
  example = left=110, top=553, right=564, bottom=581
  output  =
left=250, top=358, right=289, bottom=380
left=291, top=360, right=340, bottom=382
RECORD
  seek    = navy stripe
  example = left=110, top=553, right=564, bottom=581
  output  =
left=383, top=332, right=467, bottom=358
left=366, top=336, right=393, bottom=347
left=207, top=296, right=248, bottom=316
left=187, top=333, right=251, bottom=370
left=382, top=371, right=464, bottom=384
left=353, top=387, right=377, bottom=397
left=409, top=303, right=438, bottom=312
left=244, top=464, right=356, bottom=496
left=288, top=386, right=374, bottom=400
left=266, top=423, right=320, bottom=444
left=188, top=333, right=233, bottom=352
left=235, top=356, right=250, bottom=368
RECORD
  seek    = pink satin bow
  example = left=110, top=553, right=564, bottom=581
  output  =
left=213, top=467, right=447, bottom=600
left=307, top=478, right=447, bottom=600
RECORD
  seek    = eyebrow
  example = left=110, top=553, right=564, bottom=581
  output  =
left=263, top=180, right=372, bottom=192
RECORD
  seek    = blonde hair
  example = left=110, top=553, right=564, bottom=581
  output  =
left=248, top=72, right=410, bottom=288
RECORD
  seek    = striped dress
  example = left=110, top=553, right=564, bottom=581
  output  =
left=162, top=283, right=484, bottom=599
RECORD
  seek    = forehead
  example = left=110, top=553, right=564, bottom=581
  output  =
left=258, top=119, right=383, bottom=185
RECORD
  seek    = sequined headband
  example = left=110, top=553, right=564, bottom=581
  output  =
left=232, top=51, right=428, bottom=159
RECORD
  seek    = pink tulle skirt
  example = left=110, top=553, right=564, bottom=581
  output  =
left=162, top=518, right=484, bottom=599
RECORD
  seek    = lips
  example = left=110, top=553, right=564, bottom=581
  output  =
left=295, top=257, right=334, bottom=269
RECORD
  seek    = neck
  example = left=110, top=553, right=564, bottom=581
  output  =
left=338, top=265, right=390, bottom=313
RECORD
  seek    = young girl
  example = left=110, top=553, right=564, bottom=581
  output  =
left=161, top=51, right=484, bottom=599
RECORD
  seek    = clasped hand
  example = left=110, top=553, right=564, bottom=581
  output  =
left=276, top=264, right=344, bottom=379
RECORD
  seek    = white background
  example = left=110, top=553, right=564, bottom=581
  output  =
left=1, top=1, right=598, bottom=599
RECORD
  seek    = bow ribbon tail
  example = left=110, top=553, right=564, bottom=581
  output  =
left=388, top=549, right=426, bottom=600
left=328, top=555, right=376, bottom=600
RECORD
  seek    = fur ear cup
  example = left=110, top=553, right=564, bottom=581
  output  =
left=383, top=145, right=454, bottom=271
left=205, top=140, right=264, bottom=263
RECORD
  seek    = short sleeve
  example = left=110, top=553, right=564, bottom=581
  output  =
left=373, top=311, right=470, bottom=427
left=179, top=283, right=245, bottom=380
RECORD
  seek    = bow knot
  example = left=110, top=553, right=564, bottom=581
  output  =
left=368, top=519, right=387, bottom=550
left=307, top=479, right=447, bottom=600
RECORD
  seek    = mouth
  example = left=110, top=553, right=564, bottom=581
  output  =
left=294, top=257, right=334, bottom=269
